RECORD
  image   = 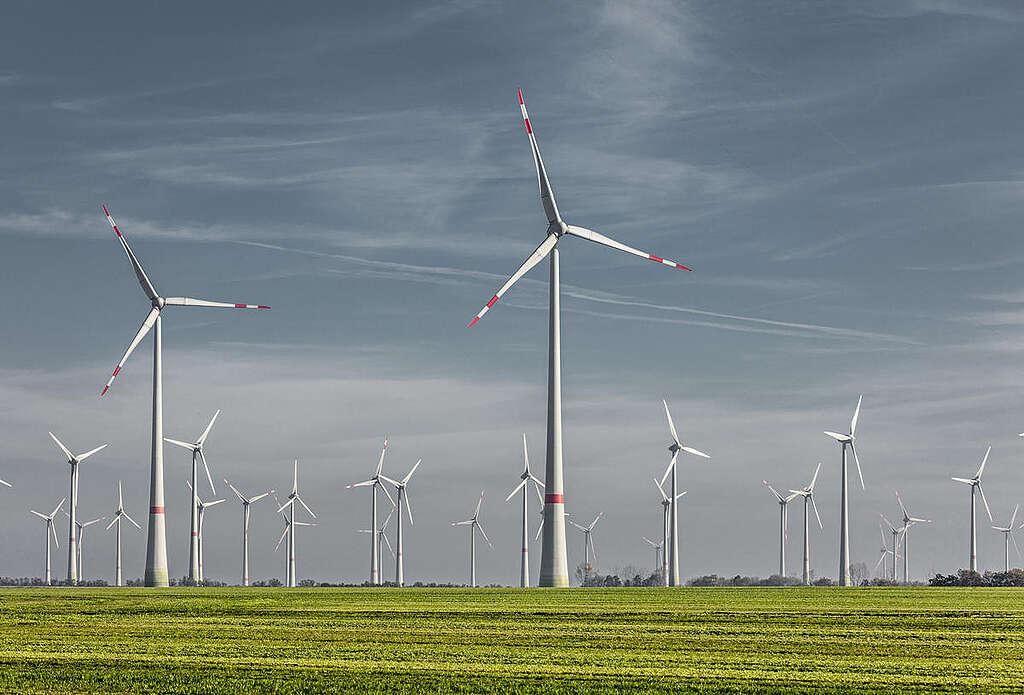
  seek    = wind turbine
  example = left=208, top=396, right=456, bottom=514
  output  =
left=105, top=481, right=141, bottom=587
left=30, top=498, right=64, bottom=585
left=0, top=477, right=10, bottom=489
left=345, top=438, right=396, bottom=586
left=762, top=481, right=798, bottom=578
left=275, top=504, right=317, bottom=585
left=788, top=462, right=823, bottom=585
left=358, top=507, right=396, bottom=584
left=642, top=536, right=662, bottom=578
left=504, top=434, right=544, bottom=588
left=186, top=480, right=224, bottom=583
left=277, top=461, right=316, bottom=587
left=659, top=400, right=710, bottom=586
left=824, top=395, right=865, bottom=586
left=64, top=511, right=105, bottom=582
left=952, top=446, right=993, bottom=572
left=165, top=409, right=221, bottom=584
left=223, top=478, right=276, bottom=587
left=568, top=513, right=604, bottom=584
left=895, top=490, right=931, bottom=584
left=466, top=91, right=693, bottom=587
left=991, top=505, right=1020, bottom=573
left=653, top=478, right=685, bottom=586
left=48, top=432, right=107, bottom=585
left=98, top=205, right=268, bottom=587
left=452, top=490, right=491, bottom=587
left=879, top=514, right=906, bottom=583
left=381, top=458, right=421, bottom=588
left=873, top=522, right=899, bottom=580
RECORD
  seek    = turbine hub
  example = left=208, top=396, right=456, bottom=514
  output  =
left=153, top=297, right=165, bottom=309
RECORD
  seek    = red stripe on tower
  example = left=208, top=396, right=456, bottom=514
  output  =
left=150, top=506, right=164, bottom=514
left=545, top=493, right=564, bottom=504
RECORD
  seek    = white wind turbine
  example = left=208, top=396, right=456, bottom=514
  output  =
left=105, top=481, right=141, bottom=587
left=879, top=514, right=906, bottom=582
left=762, top=480, right=798, bottom=579
left=0, top=477, right=11, bottom=489
left=223, top=478, right=276, bottom=587
left=568, top=513, right=604, bottom=583
left=873, top=522, right=900, bottom=580
left=48, top=432, right=107, bottom=585
left=186, top=480, right=224, bottom=583
left=504, top=434, right=544, bottom=588
left=98, top=205, right=268, bottom=587
left=64, top=512, right=105, bottom=582
left=788, top=462, right=823, bottom=585
left=894, top=490, right=931, bottom=584
left=275, top=504, right=317, bottom=584
left=358, top=507, right=396, bottom=584
left=30, top=498, right=65, bottom=585
left=345, top=438, right=396, bottom=586
left=991, top=505, right=1020, bottom=573
left=659, top=400, right=710, bottom=586
left=653, top=478, right=686, bottom=587
left=823, top=395, right=866, bottom=586
left=952, top=446, right=993, bottom=572
left=467, top=91, right=693, bottom=587
left=276, top=461, right=316, bottom=587
left=452, top=490, right=491, bottom=587
left=380, top=458, right=421, bottom=588
left=165, top=409, right=221, bottom=584
left=642, top=536, right=663, bottom=578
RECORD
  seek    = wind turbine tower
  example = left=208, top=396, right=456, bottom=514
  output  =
left=952, top=446, right=993, bottom=573
left=788, top=463, right=823, bottom=585
left=48, top=432, right=106, bottom=585
left=105, top=481, right=141, bottom=587
left=824, top=396, right=866, bottom=586
left=504, top=435, right=543, bottom=588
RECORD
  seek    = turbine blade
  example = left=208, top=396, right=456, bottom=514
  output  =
left=895, top=490, right=909, bottom=520
left=654, top=477, right=669, bottom=502
left=763, top=480, right=785, bottom=503
left=48, top=432, right=73, bottom=461
left=850, top=395, right=862, bottom=437
left=402, top=459, right=422, bottom=486
left=199, top=450, right=216, bottom=496
left=275, top=526, right=288, bottom=552
left=196, top=409, right=221, bottom=446
left=811, top=496, right=823, bottom=529
left=1013, top=533, right=1023, bottom=562
left=0, top=478, right=11, bottom=488
left=823, top=431, right=850, bottom=442
left=102, top=307, right=159, bottom=395
left=662, top=400, right=680, bottom=446
left=476, top=522, right=493, bottom=548
left=30, top=510, right=47, bottom=520
left=681, top=446, right=710, bottom=459
left=518, top=88, right=559, bottom=225
left=205, top=499, right=225, bottom=508
left=52, top=521, right=59, bottom=547
left=452, top=519, right=473, bottom=526
left=379, top=483, right=397, bottom=509
left=588, top=512, right=604, bottom=531
left=505, top=479, right=528, bottom=502
left=292, top=460, right=298, bottom=495
left=346, top=479, right=376, bottom=489
left=276, top=499, right=294, bottom=514
left=296, top=495, right=317, bottom=519
left=976, top=445, right=992, bottom=480
left=851, top=443, right=865, bottom=490
left=163, top=297, right=270, bottom=309
left=1012, top=504, right=1020, bottom=529
left=382, top=532, right=394, bottom=556
left=51, top=497, right=66, bottom=518
left=978, top=483, right=993, bottom=522
left=76, top=443, right=108, bottom=462
left=123, top=512, right=142, bottom=529
left=522, top=433, right=530, bottom=475
left=809, top=462, right=821, bottom=490
left=467, top=233, right=558, bottom=327
left=589, top=533, right=598, bottom=561
left=405, top=491, right=414, bottom=526
left=163, top=438, right=196, bottom=451
left=224, top=479, right=246, bottom=503
left=565, top=225, right=691, bottom=271
left=474, top=490, right=485, bottom=518
left=535, top=518, right=544, bottom=541
left=376, top=437, right=388, bottom=477
left=105, top=516, right=119, bottom=531
left=659, top=452, right=677, bottom=488
left=103, top=205, right=158, bottom=302
left=951, top=477, right=974, bottom=484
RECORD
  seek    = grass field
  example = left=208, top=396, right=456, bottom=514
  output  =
left=1, top=587, right=1024, bottom=693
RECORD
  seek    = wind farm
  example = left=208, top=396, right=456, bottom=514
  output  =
left=6, top=3, right=1024, bottom=693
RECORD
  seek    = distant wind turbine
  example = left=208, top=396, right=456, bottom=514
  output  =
left=48, top=432, right=107, bottom=585
left=358, top=506, right=396, bottom=584
left=345, top=438, right=396, bottom=586
left=873, top=522, right=900, bottom=579
left=381, top=458, right=421, bottom=588
left=64, top=512, right=104, bottom=582
left=952, top=446, right=993, bottom=572
left=165, top=409, right=221, bottom=584
left=30, top=498, right=65, bottom=585
left=275, top=501, right=317, bottom=584
left=660, top=400, right=709, bottom=586
left=642, top=536, right=663, bottom=578
left=879, top=514, right=905, bottom=582
left=98, top=205, right=268, bottom=586
left=105, top=481, right=141, bottom=587
left=894, top=490, right=931, bottom=583
left=762, top=480, right=798, bottom=578
left=824, top=396, right=866, bottom=586
left=186, top=480, right=224, bottom=583
left=223, top=478, right=276, bottom=587
left=504, top=434, right=544, bottom=588
left=991, top=504, right=1020, bottom=573
left=452, top=490, right=491, bottom=587
left=653, top=478, right=685, bottom=586
left=788, top=462, right=823, bottom=585
left=568, top=513, right=604, bottom=583
left=276, top=461, right=316, bottom=587
left=466, top=90, right=694, bottom=586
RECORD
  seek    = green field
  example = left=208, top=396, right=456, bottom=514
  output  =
left=1, top=587, right=1023, bottom=693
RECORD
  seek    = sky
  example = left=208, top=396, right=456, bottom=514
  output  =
left=2, top=0, right=1024, bottom=586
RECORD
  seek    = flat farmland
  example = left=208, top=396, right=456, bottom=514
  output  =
left=1, top=587, right=1023, bottom=693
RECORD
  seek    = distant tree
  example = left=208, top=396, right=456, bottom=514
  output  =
left=298, top=579, right=317, bottom=587
left=849, top=562, right=868, bottom=586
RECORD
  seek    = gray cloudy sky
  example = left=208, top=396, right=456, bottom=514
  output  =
left=2, top=0, right=1024, bottom=585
